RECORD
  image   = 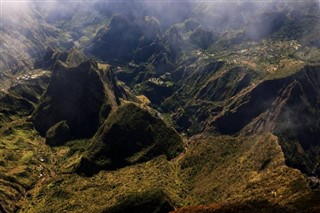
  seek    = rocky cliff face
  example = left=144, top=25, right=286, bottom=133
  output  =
left=32, top=59, right=130, bottom=139
left=1, top=1, right=320, bottom=212
left=164, top=62, right=320, bottom=176
left=243, top=66, right=320, bottom=176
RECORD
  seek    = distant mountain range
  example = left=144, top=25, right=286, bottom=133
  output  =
left=0, top=1, right=320, bottom=212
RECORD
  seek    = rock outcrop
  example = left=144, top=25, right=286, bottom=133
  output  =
left=32, top=60, right=130, bottom=139
left=45, top=120, right=71, bottom=146
left=212, top=65, right=320, bottom=176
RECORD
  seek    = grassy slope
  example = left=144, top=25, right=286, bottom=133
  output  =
left=20, top=156, right=185, bottom=212
left=0, top=118, right=56, bottom=212
left=178, top=133, right=314, bottom=207
left=4, top=130, right=315, bottom=212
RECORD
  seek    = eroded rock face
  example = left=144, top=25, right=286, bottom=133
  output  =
left=76, top=103, right=183, bottom=176
left=162, top=58, right=320, bottom=177
left=212, top=65, right=320, bottom=176
left=32, top=60, right=128, bottom=139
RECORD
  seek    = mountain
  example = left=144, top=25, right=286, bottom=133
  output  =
left=32, top=59, right=130, bottom=139
left=0, top=1, right=320, bottom=212
left=76, top=103, right=183, bottom=176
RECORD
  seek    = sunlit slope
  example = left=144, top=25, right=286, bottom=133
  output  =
left=0, top=1, right=320, bottom=212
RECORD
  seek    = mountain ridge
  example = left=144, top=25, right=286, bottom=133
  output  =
left=0, top=1, right=320, bottom=212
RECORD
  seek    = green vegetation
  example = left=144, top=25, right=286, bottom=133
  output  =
left=2, top=125, right=316, bottom=212
left=76, top=103, right=184, bottom=176
left=1, top=1, right=320, bottom=212
left=0, top=119, right=56, bottom=212
left=134, top=78, right=175, bottom=106
left=20, top=156, right=185, bottom=213
left=179, top=134, right=312, bottom=206
left=45, top=120, right=71, bottom=147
